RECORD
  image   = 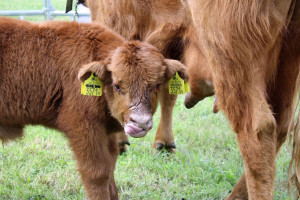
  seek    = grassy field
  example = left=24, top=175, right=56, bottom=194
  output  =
left=0, top=1, right=294, bottom=200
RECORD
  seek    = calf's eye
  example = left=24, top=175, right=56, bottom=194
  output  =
left=112, top=83, right=122, bottom=93
left=156, top=83, right=161, bottom=89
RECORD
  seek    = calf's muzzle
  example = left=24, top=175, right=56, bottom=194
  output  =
left=124, top=112, right=153, bottom=138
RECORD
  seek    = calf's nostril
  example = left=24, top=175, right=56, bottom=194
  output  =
left=129, top=117, right=137, bottom=123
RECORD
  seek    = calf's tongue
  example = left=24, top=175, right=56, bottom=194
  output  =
left=124, top=124, right=143, bottom=135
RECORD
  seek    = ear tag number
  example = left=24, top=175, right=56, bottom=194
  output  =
left=168, top=72, right=189, bottom=95
left=81, top=73, right=102, bottom=96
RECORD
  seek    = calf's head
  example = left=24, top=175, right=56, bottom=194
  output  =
left=78, top=41, right=188, bottom=138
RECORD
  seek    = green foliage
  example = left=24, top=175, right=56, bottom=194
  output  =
left=0, top=97, right=290, bottom=199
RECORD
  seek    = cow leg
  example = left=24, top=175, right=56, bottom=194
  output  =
left=218, top=68, right=278, bottom=200
left=226, top=79, right=299, bottom=200
left=66, top=126, right=119, bottom=200
left=153, top=83, right=177, bottom=151
left=226, top=87, right=298, bottom=200
left=226, top=7, right=300, bottom=198
left=208, top=49, right=278, bottom=200
left=238, top=100, right=276, bottom=200
left=146, top=23, right=186, bottom=152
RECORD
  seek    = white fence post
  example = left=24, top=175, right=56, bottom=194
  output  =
left=0, top=0, right=90, bottom=21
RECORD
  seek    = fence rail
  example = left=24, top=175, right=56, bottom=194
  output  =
left=0, top=0, right=90, bottom=21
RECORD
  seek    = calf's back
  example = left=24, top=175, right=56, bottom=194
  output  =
left=0, top=18, right=122, bottom=132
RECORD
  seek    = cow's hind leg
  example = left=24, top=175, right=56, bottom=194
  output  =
left=0, top=125, right=24, bottom=142
left=220, top=80, right=277, bottom=200
left=153, top=83, right=177, bottom=152
left=226, top=70, right=299, bottom=200
left=210, top=43, right=278, bottom=199
left=66, top=126, right=119, bottom=200
left=238, top=104, right=276, bottom=200
left=226, top=75, right=299, bottom=200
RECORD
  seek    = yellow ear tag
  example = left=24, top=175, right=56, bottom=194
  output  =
left=168, top=72, right=189, bottom=94
left=81, top=73, right=102, bottom=96
left=184, top=81, right=190, bottom=93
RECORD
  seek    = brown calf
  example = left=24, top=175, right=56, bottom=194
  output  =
left=186, top=0, right=300, bottom=199
left=0, top=17, right=188, bottom=199
left=86, top=0, right=214, bottom=151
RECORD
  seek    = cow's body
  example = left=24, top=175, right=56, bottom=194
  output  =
left=86, top=0, right=214, bottom=151
left=0, top=17, right=188, bottom=200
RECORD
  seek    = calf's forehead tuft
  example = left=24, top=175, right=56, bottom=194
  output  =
left=108, top=41, right=166, bottom=87
left=110, top=41, right=165, bottom=73
left=112, top=41, right=164, bottom=68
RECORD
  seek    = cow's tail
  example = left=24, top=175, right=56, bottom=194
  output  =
left=288, top=72, right=300, bottom=198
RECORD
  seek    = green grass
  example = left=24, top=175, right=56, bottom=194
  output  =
left=0, top=1, right=293, bottom=199
left=0, top=96, right=291, bottom=200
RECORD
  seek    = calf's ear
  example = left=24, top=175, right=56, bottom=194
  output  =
left=164, top=59, right=189, bottom=82
left=78, top=61, right=110, bottom=82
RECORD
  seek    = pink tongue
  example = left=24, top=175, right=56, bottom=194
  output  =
left=125, top=124, right=143, bottom=135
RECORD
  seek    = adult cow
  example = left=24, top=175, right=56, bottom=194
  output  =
left=185, top=0, right=300, bottom=199
left=0, top=17, right=188, bottom=200
left=86, top=0, right=300, bottom=199
left=86, top=0, right=214, bottom=151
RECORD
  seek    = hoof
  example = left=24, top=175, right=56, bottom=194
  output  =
left=155, top=142, right=165, bottom=151
left=155, top=142, right=176, bottom=152
left=167, top=141, right=176, bottom=149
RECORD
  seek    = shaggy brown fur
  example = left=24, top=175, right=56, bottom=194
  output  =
left=0, top=17, right=188, bottom=200
left=86, top=0, right=300, bottom=198
left=86, top=0, right=214, bottom=151
left=289, top=73, right=300, bottom=198
left=186, top=0, right=300, bottom=199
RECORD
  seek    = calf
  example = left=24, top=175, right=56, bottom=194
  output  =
left=0, top=17, right=188, bottom=199
left=86, top=0, right=214, bottom=151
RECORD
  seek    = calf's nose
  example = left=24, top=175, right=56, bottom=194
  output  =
left=129, top=113, right=153, bottom=131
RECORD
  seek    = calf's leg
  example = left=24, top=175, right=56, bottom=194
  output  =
left=0, top=125, right=23, bottom=142
left=66, top=126, right=119, bottom=200
left=225, top=174, right=248, bottom=200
